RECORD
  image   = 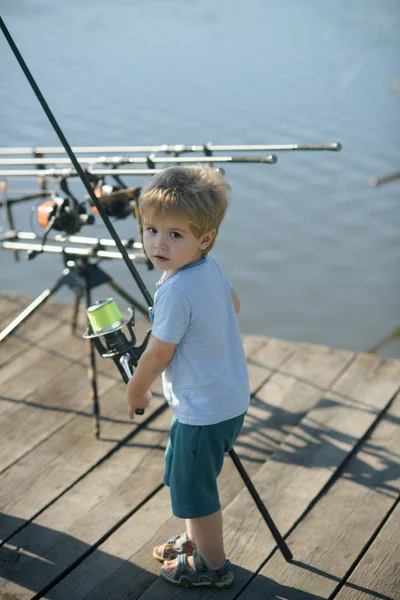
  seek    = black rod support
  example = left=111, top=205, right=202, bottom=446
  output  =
left=228, top=447, right=293, bottom=561
left=84, top=282, right=101, bottom=438
left=0, top=17, right=153, bottom=309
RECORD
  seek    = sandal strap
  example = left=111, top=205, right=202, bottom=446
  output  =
left=166, top=532, right=192, bottom=546
left=178, top=532, right=196, bottom=553
left=192, top=550, right=232, bottom=580
left=177, top=553, right=190, bottom=572
left=166, top=533, right=182, bottom=545
left=160, top=531, right=196, bottom=560
left=214, top=559, right=232, bottom=579
left=161, top=551, right=234, bottom=588
left=193, top=550, right=206, bottom=572
left=163, top=532, right=195, bottom=557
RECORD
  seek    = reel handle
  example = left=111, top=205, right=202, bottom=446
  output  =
left=121, top=329, right=152, bottom=416
left=119, top=353, right=144, bottom=415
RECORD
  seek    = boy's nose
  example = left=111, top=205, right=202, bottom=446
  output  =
left=155, top=235, right=168, bottom=251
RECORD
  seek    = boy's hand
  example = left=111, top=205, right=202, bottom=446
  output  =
left=126, top=334, right=175, bottom=420
left=128, top=390, right=152, bottom=419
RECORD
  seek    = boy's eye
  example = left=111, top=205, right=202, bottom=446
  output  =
left=170, top=231, right=182, bottom=239
left=147, top=227, right=157, bottom=234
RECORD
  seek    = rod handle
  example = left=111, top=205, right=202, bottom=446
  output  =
left=231, top=155, right=277, bottom=164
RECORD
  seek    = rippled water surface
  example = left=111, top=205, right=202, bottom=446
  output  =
left=1, top=0, right=399, bottom=356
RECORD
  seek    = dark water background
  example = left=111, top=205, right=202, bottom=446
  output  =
left=0, top=0, right=399, bottom=356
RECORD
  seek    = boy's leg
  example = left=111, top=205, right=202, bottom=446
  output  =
left=186, top=509, right=225, bottom=566
left=164, top=509, right=225, bottom=573
left=160, top=414, right=245, bottom=571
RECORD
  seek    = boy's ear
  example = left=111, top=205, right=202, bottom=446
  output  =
left=199, top=229, right=216, bottom=250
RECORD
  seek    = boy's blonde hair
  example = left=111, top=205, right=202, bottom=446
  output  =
left=139, top=166, right=230, bottom=254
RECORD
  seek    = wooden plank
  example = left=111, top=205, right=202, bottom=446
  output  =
left=0, top=407, right=172, bottom=600
left=0, top=291, right=45, bottom=317
left=0, top=382, right=165, bottom=540
left=242, top=334, right=267, bottom=357
left=235, top=343, right=353, bottom=465
left=246, top=336, right=298, bottom=393
left=238, top=392, right=400, bottom=599
left=0, top=292, right=30, bottom=326
left=44, top=487, right=179, bottom=600
left=223, top=354, right=400, bottom=558
left=0, top=304, right=151, bottom=471
left=0, top=362, right=120, bottom=473
left=333, top=503, right=400, bottom=600
left=37, top=343, right=355, bottom=599
left=0, top=323, right=89, bottom=397
left=0, top=299, right=76, bottom=368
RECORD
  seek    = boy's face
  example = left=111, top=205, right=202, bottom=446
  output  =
left=142, top=213, right=215, bottom=272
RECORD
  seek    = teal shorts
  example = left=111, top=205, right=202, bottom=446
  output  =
left=163, top=412, right=246, bottom=519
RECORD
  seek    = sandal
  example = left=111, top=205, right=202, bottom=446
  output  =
left=160, top=550, right=234, bottom=589
left=152, top=532, right=196, bottom=563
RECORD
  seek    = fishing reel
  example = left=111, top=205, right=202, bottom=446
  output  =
left=87, top=180, right=141, bottom=220
left=84, top=298, right=151, bottom=415
left=26, top=191, right=96, bottom=259
left=36, top=194, right=95, bottom=234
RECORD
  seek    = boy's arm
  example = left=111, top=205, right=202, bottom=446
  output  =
left=231, top=290, right=240, bottom=315
left=127, top=334, right=176, bottom=418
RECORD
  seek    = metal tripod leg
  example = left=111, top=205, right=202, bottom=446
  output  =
left=108, top=280, right=150, bottom=319
left=71, top=292, right=81, bottom=334
left=84, top=281, right=101, bottom=438
left=229, top=447, right=292, bottom=561
left=0, top=280, right=63, bottom=342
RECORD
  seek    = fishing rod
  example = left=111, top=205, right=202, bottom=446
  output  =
left=1, top=231, right=144, bottom=248
left=0, top=154, right=277, bottom=166
left=369, top=169, right=400, bottom=187
left=0, top=168, right=161, bottom=178
left=0, top=142, right=342, bottom=155
left=0, top=152, right=277, bottom=177
left=0, top=231, right=146, bottom=262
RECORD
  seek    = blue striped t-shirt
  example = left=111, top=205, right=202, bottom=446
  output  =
left=150, top=255, right=250, bottom=425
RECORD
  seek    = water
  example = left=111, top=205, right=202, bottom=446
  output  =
left=0, top=0, right=399, bottom=356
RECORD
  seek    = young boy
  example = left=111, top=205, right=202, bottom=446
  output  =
left=127, top=166, right=250, bottom=589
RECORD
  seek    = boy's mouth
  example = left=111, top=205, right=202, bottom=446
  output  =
left=153, top=255, right=169, bottom=262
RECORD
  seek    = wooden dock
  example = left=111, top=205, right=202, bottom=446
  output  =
left=0, top=291, right=399, bottom=599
